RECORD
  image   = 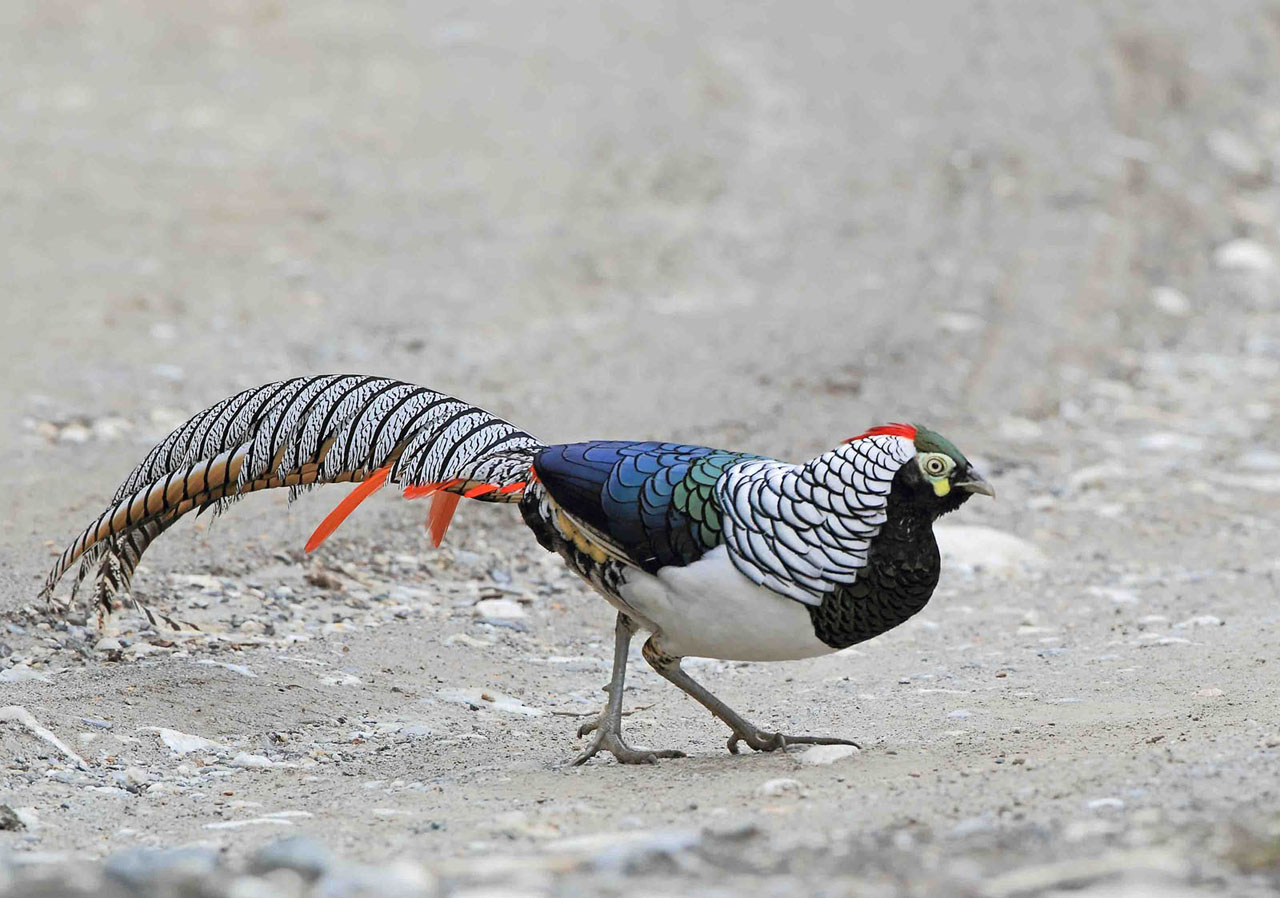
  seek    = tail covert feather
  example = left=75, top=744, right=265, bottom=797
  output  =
left=42, top=375, right=543, bottom=617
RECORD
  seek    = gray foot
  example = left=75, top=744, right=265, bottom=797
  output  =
left=573, top=727, right=686, bottom=766
left=571, top=613, right=686, bottom=765
left=726, top=729, right=860, bottom=755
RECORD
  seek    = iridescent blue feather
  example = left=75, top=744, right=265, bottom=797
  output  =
left=533, top=441, right=759, bottom=573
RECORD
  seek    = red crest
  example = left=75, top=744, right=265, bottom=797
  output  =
left=843, top=423, right=917, bottom=444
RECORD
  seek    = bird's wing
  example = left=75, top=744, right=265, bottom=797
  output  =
left=533, top=441, right=761, bottom=573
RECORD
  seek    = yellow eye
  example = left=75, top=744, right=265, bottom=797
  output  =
left=922, top=455, right=949, bottom=477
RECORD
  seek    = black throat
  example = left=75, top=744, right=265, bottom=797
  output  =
left=807, top=468, right=947, bottom=650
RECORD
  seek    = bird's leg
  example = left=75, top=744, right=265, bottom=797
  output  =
left=642, top=638, right=860, bottom=755
left=572, top=613, right=686, bottom=765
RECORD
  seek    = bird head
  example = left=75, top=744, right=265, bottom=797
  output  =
left=843, top=423, right=994, bottom=518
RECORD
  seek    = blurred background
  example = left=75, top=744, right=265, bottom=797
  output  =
left=3, top=1, right=1280, bottom=895
left=6, top=1, right=1278, bottom=457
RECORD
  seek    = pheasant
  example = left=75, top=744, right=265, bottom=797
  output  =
left=41, top=375, right=993, bottom=764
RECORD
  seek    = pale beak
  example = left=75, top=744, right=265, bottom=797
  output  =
left=956, top=470, right=995, bottom=498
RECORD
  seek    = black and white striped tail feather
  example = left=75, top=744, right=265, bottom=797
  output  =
left=42, top=375, right=543, bottom=623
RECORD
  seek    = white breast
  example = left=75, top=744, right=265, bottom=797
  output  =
left=616, top=546, right=835, bottom=662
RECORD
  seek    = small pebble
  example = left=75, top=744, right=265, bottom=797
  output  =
left=1149, top=286, right=1191, bottom=317
left=1237, top=449, right=1280, bottom=471
left=1086, top=797, right=1125, bottom=811
left=474, top=598, right=527, bottom=620
left=797, top=745, right=860, bottom=766
left=121, top=767, right=151, bottom=787
left=1173, top=615, right=1222, bottom=629
left=0, top=668, right=51, bottom=683
left=104, top=847, right=221, bottom=887
left=150, top=727, right=229, bottom=755
left=436, top=688, right=546, bottom=716
left=756, top=778, right=805, bottom=798
left=1214, top=238, right=1276, bottom=273
left=231, top=753, right=275, bottom=769
left=249, top=835, right=331, bottom=882
left=1207, top=129, right=1269, bottom=181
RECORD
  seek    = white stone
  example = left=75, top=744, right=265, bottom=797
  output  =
left=58, top=424, right=90, bottom=443
left=1237, top=449, right=1280, bottom=471
left=756, top=778, right=805, bottom=798
left=123, top=642, right=168, bottom=659
left=1210, top=471, right=1280, bottom=493
left=122, top=767, right=151, bottom=786
left=1214, top=238, right=1276, bottom=273
left=542, top=829, right=701, bottom=867
left=320, top=673, right=361, bottom=686
left=443, top=633, right=494, bottom=648
left=1149, top=286, right=1191, bottom=317
left=1207, top=129, right=1268, bottom=180
left=204, top=818, right=294, bottom=830
left=1087, top=797, right=1125, bottom=810
left=151, top=363, right=184, bottom=382
left=230, top=753, right=275, bottom=769
left=436, top=688, right=546, bottom=716
left=194, top=660, right=257, bottom=678
left=934, top=525, right=1047, bottom=575
left=171, top=574, right=223, bottom=591
left=1138, top=432, right=1203, bottom=453
left=150, top=727, right=229, bottom=755
left=473, top=598, right=527, bottom=620
left=0, top=668, right=50, bottom=683
left=1173, top=615, right=1222, bottom=629
left=0, top=706, right=88, bottom=768
left=1087, top=586, right=1139, bottom=605
left=797, top=744, right=860, bottom=766
left=937, top=312, right=983, bottom=333
left=94, top=637, right=122, bottom=653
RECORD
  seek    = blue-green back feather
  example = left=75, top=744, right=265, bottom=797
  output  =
left=533, top=441, right=760, bottom=572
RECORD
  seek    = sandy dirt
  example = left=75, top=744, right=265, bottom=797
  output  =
left=2, top=1, right=1280, bottom=895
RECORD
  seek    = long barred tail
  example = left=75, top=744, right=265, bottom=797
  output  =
left=41, top=375, right=543, bottom=621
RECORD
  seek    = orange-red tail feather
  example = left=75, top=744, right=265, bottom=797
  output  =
left=305, top=466, right=390, bottom=553
left=427, top=492, right=462, bottom=547
left=310, top=470, right=530, bottom=553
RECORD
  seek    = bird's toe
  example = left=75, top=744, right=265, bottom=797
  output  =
left=727, top=728, right=859, bottom=754
left=572, top=731, right=685, bottom=766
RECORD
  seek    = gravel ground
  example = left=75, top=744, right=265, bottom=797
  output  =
left=3, top=1, right=1280, bottom=896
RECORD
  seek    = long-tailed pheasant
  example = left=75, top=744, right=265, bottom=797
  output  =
left=42, top=375, right=993, bottom=764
